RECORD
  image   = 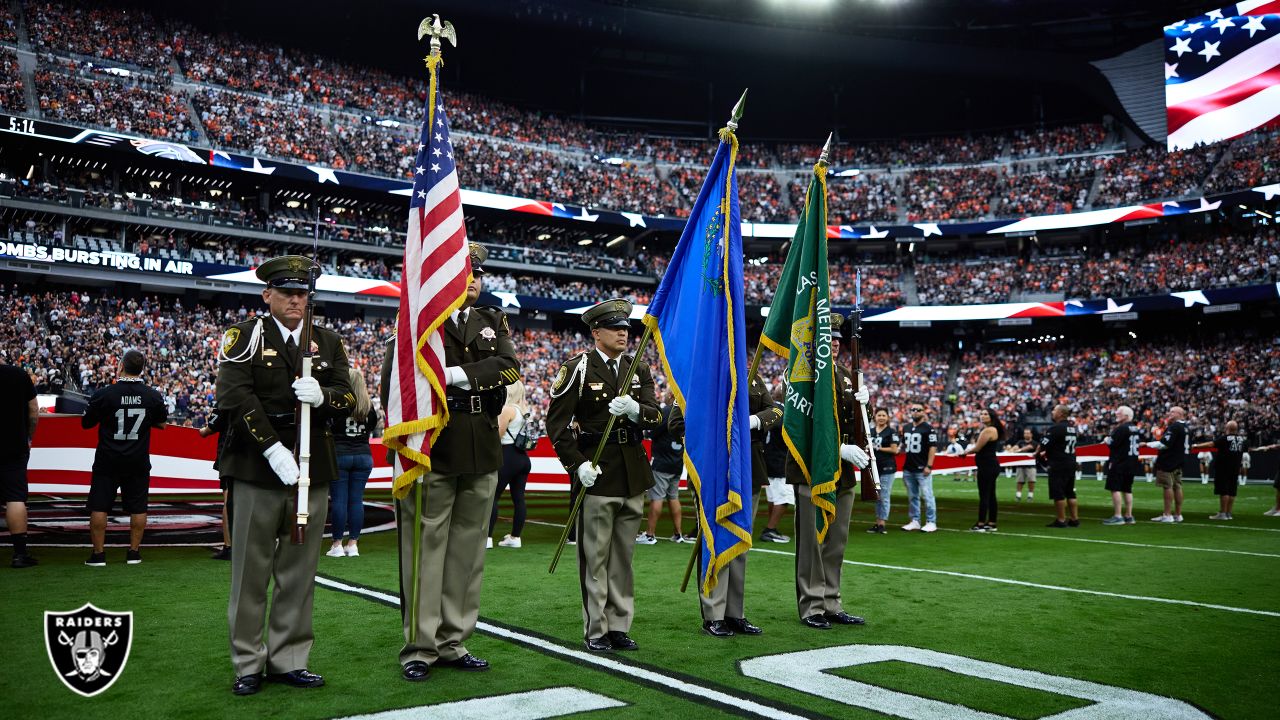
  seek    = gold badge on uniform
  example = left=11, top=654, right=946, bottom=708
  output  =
left=221, top=328, right=240, bottom=353
left=552, top=365, right=568, bottom=392
left=589, top=382, right=604, bottom=391
left=310, top=340, right=320, bottom=354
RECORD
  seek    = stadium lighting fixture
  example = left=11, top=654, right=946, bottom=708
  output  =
left=606, top=235, right=627, bottom=247
left=536, top=233, right=551, bottom=241
left=908, top=242, right=915, bottom=253
left=577, top=238, right=594, bottom=246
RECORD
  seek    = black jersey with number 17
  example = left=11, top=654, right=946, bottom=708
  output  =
left=82, top=378, right=168, bottom=472
left=1040, top=421, right=1077, bottom=471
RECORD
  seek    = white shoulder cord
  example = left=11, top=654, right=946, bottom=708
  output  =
left=217, top=317, right=263, bottom=364
left=550, top=352, right=588, bottom=399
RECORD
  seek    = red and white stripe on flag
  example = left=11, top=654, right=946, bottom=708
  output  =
left=382, top=76, right=472, bottom=499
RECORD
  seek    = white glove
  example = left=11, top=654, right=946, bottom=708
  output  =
left=576, top=462, right=601, bottom=488
left=854, top=386, right=870, bottom=405
left=292, top=376, right=323, bottom=407
left=1146, top=441, right=1166, bottom=450
left=444, top=366, right=471, bottom=389
left=840, top=444, right=870, bottom=469
left=263, top=442, right=300, bottom=486
left=608, top=395, right=641, bottom=422
left=748, top=415, right=761, bottom=431
left=1103, top=436, right=1112, bottom=445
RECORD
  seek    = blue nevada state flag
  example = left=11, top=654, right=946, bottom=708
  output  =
left=643, top=128, right=752, bottom=595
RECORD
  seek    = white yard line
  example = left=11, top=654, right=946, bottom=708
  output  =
left=748, top=547, right=1280, bottom=618
left=315, top=576, right=814, bottom=720
left=936, top=528, right=1280, bottom=558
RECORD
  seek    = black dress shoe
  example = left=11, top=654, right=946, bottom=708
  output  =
left=726, top=617, right=762, bottom=635
left=703, top=620, right=735, bottom=637
left=266, top=669, right=324, bottom=688
left=232, top=673, right=263, bottom=696
left=801, top=614, right=832, bottom=629
left=211, top=546, right=232, bottom=561
left=824, top=611, right=866, bottom=626
left=402, top=660, right=430, bottom=682
left=584, top=636, right=611, bottom=652
left=606, top=631, right=638, bottom=651
left=11, top=553, right=37, bottom=569
left=437, top=654, right=489, bottom=671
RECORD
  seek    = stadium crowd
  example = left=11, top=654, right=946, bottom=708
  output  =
left=1, top=48, right=25, bottom=112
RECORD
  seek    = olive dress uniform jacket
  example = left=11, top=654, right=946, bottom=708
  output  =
left=215, top=317, right=353, bottom=488
left=433, top=306, right=520, bottom=474
left=668, top=374, right=782, bottom=489
left=546, top=350, right=661, bottom=497
left=785, top=365, right=860, bottom=490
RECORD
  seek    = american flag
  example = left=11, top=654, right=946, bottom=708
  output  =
left=383, top=80, right=472, bottom=498
left=1164, top=2, right=1280, bottom=150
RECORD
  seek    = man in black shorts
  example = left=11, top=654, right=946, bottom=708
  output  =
left=81, top=349, right=168, bottom=566
left=1101, top=405, right=1139, bottom=526
left=1036, top=404, right=1078, bottom=528
left=1, top=363, right=39, bottom=568
left=1193, top=421, right=1247, bottom=520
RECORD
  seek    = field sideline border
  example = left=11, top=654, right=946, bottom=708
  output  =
left=314, top=574, right=828, bottom=720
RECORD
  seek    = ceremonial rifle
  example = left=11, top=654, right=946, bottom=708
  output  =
left=291, top=214, right=322, bottom=545
left=849, top=271, right=880, bottom=501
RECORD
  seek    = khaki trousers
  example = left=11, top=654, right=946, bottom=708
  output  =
left=397, top=470, right=498, bottom=665
left=699, top=489, right=761, bottom=621
left=577, top=492, right=644, bottom=640
left=227, top=480, right=328, bottom=676
left=794, top=484, right=854, bottom=618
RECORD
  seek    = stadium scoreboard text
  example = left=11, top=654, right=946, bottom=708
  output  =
left=1, top=242, right=195, bottom=275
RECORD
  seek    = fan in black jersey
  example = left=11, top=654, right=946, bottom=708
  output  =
left=81, top=349, right=168, bottom=566
left=1101, top=406, right=1140, bottom=526
left=867, top=409, right=901, bottom=534
left=1035, top=404, right=1078, bottom=528
left=1193, top=420, right=1248, bottom=520
left=1146, top=406, right=1188, bottom=523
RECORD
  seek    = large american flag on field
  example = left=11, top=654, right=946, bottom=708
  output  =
left=1164, top=2, right=1280, bottom=150
left=383, top=77, right=472, bottom=498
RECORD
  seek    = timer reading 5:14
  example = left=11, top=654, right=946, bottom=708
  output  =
left=7, top=116, right=35, bottom=134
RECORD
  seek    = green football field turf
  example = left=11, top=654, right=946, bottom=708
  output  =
left=5, top=476, right=1278, bottom=719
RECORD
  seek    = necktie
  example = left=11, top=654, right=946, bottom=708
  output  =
left=286, top=335, right=299, bottom=364
left=607, top=358, right=617, bottom=380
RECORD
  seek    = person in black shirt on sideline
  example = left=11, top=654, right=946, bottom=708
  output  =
left=1102, top=406, right=1140, bottom=526
left=1036, top=404, right=1078, bottom=528
left=867, top=409, right=900, bottom=534
left=199, top=410, right=233, bottom=560
left=81, top=349, right=168, bottom=566
left=328, top=368, right=377, bottom=558
left=1193, top=420, right=1247, bottom=521
left=957, top=408, right=1004, bottom=532
left=898, top=404, right=938, bottom=532
left=1, top=363, right=39, bottom=568
left=1147, top=406, right=1188, bottom=523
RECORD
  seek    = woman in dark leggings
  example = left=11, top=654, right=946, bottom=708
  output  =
left=962, top=408, right=1005, bottom=532
left=488, top=383, right=533, bottom=548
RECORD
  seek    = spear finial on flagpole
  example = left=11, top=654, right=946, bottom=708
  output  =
left=726, top=88, right=748, bottom=131
left=818, top=131, right=833, bottom=167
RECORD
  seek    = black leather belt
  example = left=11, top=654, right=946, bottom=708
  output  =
left=579, top=428, right=638, bottom=446
left=446, top=395, right=485, bottom=414
left=267, top=412, right=296, bottom=429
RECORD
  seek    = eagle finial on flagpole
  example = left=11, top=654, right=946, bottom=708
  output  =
left=417, top=13, right=457, bottom=58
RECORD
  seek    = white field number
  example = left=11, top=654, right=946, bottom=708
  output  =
left=741, top=645, right=1211, bottom=719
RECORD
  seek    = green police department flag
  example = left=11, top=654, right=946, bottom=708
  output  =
left=759, top=160, right=841, bottom=541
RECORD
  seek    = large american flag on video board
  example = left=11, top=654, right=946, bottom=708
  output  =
left=1164, top=2, right=1280, bottom=150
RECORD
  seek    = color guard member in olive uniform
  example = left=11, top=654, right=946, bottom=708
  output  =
left=215, top=255, right=354, bottom=696
left=787, top=312, right=871, bottom=630
left=390, top=243, right=521, bottom=682
left=670, top=372, right=782, bottom=637
left=546, top=299, right=661, bottom=653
